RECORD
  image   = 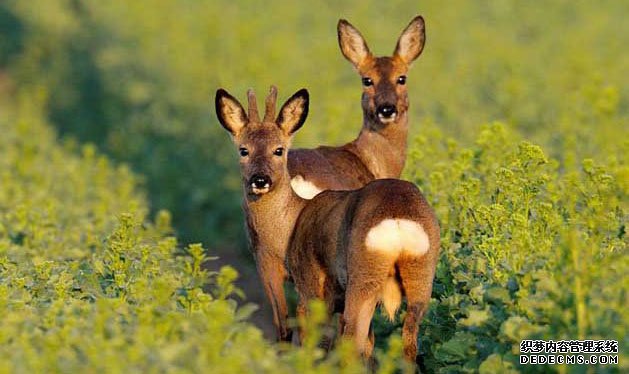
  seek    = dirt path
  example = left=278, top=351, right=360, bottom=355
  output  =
left=206, top=248, right=276, bottom=339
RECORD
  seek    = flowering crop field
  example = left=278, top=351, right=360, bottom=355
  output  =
left=0, top=0, right=626, bottom=372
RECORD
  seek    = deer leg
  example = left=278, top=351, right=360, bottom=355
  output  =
left=365, top=322, right=375, bottom=358
left=342, top=289, right=379, bottom=357
left=342, top=244, right=397, bottom=358
left=295, top=298, right=335, bottom=350
left=293, top=268, right=329, bottom=346
left=257, top=256, right=291, bottom=342
left=337, top=311, right=374, bottom=367
left=319, top=275, right=341, bottom=352
left=295, top=298, right=308, bottom=344
left=398, top=255, right=435, bottom=362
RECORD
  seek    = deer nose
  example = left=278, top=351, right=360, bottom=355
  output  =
left=377, top=104, right=397, bottom=118
left=250, top=174, right=271, bottom=189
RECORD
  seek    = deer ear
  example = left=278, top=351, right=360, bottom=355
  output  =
left=215, top=88, right=247, bottom=136
left=393, top=15, right=426, bottom=64
left=338, top=19, right=372, bottom=68
left=276, top=89, right=309, bottom=135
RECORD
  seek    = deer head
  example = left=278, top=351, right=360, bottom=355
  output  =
left=216, top=86, right=309, bottom=198
left=338, top=16, right=425, bottom=128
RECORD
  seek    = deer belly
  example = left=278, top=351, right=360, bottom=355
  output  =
left=364, top=219, right=429, bottom=256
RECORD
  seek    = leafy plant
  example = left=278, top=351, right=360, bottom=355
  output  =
left=0, top=90, right=408, bottom=373
left=404, top=122, right=626, bottom=373
left=0, top=1, right=626, bottom=372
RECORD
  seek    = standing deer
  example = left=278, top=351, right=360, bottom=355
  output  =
left=288, top=15, right=426, bottom=199
left=215, top=86, right=439, bottom=363
left=216, top=86, right=309, bottom=342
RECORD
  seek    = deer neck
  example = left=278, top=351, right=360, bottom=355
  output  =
left=243, top=180, right=306, bottom=260
left=351, top=111, right=408, bottom=178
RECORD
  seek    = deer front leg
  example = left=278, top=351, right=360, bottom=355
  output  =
left=294, top=268, right=332, bottom=347
left=256, top=253, right=292, bottom=342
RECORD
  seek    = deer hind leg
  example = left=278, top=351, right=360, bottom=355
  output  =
left=341, top=290, right=379, bottom=357
left=345, top=303, right=375, bottom=359
left=342, top=253, right=394, bottom=356
left=397, top=254, right=436, bottom=363
left=343, top=221, right=409, bottom=358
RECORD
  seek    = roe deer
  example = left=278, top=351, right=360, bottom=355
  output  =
left=215, top=86, right=440, bottom=363
left=288, top=15, right=426, bottom=199
left=216, top=86, right=309, bottom=342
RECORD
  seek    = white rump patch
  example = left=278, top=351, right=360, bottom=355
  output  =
left=290, top=175, right=322, bottom=199
left=365, top=219, right=429, bottom=256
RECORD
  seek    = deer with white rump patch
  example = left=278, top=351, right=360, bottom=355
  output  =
left=215, top=86, right=439, bottom=362
left=288, top=15, right=426, bottom=199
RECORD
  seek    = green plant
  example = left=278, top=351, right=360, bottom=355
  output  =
left=404, top=122, right=626, bottom=373
left=0, top=90, right=408, bottom=373
left=0, top=1, right=626, bottom=372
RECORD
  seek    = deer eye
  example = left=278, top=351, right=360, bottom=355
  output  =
left=239, top=147, right=249, bottom=157
left=397, top=75, right=407, bottom=85
left=362, top=77, right=373, bottom=87
left=273, top=147, right=284, bottom=156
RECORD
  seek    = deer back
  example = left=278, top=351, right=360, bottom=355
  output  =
left=288, top=178, right=439, bottom=300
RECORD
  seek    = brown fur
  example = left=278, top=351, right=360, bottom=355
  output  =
left=216, top=87, right=309, bottom=342
left=288, top=16, right=426, bottom=197
left=288, top=179, right=440, bottom=362
left=216, top=85, right=439, bottom=363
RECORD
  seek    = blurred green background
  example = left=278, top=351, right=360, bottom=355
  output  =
left=0, top=0, right=627, bottom=371
left=1, top=0, right=626, bottom=247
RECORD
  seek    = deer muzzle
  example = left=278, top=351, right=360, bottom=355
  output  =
left=377, top=104, right=397, bottom=123
left=249, top=174, right=272, bottom=194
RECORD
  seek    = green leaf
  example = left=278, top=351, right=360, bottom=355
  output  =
left=459, top=307, right=491, bottom=328
left=479, top=354, right=517, bottom=374
left=434, top=332, right=477, bottom=363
